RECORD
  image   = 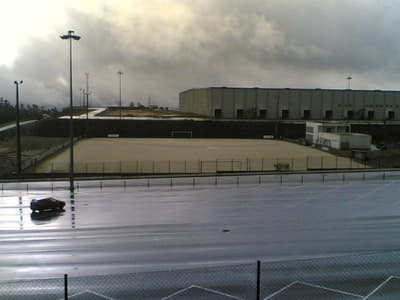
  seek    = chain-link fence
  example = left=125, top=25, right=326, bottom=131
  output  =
left=2, top=251, right=400, bottom=299
left=34, top=155, right=374, bottom=175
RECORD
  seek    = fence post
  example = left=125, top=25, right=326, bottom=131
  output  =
left=306, top=156, right=309, bottom=170
left=321, top=157, right=324, bottom=169
left=261, top=158, right=264, bottom=171
left=64, top=274, right=68, bottom=300
left=336, top=156, right=338, bottom=169
left=256, top=260, right=261, bottom=300
left=184, top=160, right=187, bottom=173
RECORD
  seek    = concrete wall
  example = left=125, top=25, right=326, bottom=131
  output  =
left=180, top=87, right=400, bottom=121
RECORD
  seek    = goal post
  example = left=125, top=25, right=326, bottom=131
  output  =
left=170, top=131, right=193, bottom=138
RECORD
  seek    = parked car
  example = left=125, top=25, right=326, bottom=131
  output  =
left=30, top=197, right=65, bottom=212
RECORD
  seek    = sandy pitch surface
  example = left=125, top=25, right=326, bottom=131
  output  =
left=40, top=138, right=335, bottom=164
left=34, top=138, right=363, bottom=173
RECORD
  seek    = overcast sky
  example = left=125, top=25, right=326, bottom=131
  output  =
left=1, top=0, right=400, bottom=108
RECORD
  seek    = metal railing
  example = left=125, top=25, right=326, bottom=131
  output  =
left=1, top=170, right=399, bottom=192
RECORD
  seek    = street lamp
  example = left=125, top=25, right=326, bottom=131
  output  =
left=60, top=30, right=81, bottom=192
left=14, top=80, right=23, bottom=175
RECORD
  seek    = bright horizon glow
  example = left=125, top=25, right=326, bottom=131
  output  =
left=0, top=0, right=190, bottom=67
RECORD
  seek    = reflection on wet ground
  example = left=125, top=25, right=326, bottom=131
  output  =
left=30, top=209, right=65, bottom=225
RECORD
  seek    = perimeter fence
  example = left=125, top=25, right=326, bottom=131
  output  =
left=1, top=251, right=400, bottom=299
left=2, top=170, right=400, bottom=192
left=34, top=155, right=377, bottom=175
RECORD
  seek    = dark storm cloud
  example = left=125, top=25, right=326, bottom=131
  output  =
left=2, top=0, right=400, bottom=108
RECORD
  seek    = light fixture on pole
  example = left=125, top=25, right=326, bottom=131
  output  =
left=14, top=80, right=23, bottom=175
left=60, top=30, right=81, bottom=193
left=346, top=76, right=352, bottom=89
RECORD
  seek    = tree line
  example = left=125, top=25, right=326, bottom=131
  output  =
left=0, top=97, right=59, bottom=125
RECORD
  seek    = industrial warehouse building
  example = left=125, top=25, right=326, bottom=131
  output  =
left=179, top=87, right=400, bottom=121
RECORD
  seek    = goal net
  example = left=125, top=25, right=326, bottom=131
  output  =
left=170, top=131, right=193, bottom=138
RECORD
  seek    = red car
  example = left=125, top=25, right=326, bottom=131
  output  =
left=30, top=197, right=65, bottom=212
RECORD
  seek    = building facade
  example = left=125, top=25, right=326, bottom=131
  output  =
left=179, top=87, right=400, bottom=121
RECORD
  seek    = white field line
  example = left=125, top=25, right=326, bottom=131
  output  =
left=363, top=276, right=394, bottom=299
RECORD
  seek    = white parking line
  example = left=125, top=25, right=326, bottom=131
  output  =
left=161, top=284, right=244, bottom=300
left=191, top=284, right=244, bottom=299
left=263, top=281, right=298, bottom=300
left=297, top=281, right=363, bottom=298
left=161, top=285, right=195, bottom=300
left=59, top=289, right=115, bottom=300
left=264, top=281, right=363, bottom=299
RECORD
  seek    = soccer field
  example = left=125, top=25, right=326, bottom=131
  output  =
left=35, top=138, right=363, bottom=173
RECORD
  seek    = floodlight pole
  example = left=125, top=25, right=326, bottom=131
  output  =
left=60, top=30, right=81, bottom=193
left=118, top=71, right=123, bottom=120
left=14, top=80, right=23, bottom=175
left=275, top=94, right=280, bottom=139
left=85, top=73, right=89, bottom=137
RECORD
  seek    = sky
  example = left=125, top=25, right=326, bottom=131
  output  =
left=0, top=0, right=400, bottom=108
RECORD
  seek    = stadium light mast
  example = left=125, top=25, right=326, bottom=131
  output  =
left=118, top=71, right=123, bottom=122
left=85, top=72, right=90, bottom=137
left=85, top=72, right=89, bottom=120
left=14, top=80, right=23, bottom=175
left=60, top=30, right=81, bottom=193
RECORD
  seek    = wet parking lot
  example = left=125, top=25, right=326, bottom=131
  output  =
left=1, top=172, right=400, bottom=299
